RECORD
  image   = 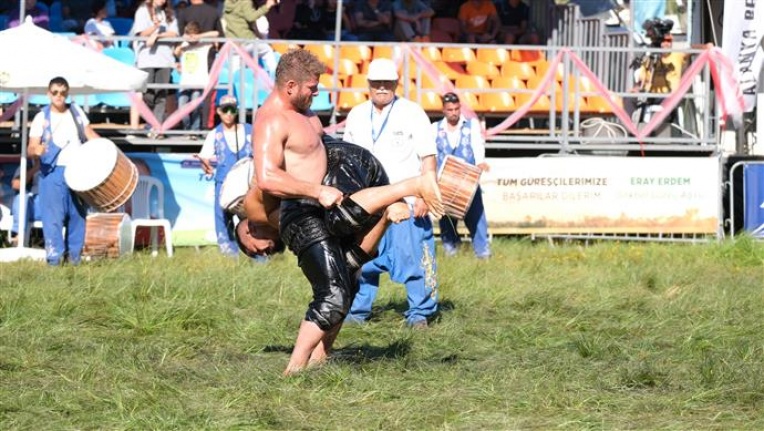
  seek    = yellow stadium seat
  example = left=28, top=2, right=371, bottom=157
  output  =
left=305, top=43, right=336, bottom=64
left=492, top=75, right=526, bottom=90
left=481, top=92, right=516, bottom=113
left=510, top=49, right=544, bottom=63
left=337, top=91, right=367, bottom=111
left=420, top=46, right=442, bottom=62
left=340, top=45, right=372, bottom=65
left=585, top=94, right=622, bottom=115
left=433, top=61, right=465, bottom=80
left=420, top=73, right=452, bottom=90
left=348, top=73, right=368, bottom=89
left=534, top=60, right=565, bottom=81
left=319, top=74, right=343, bottom=89
left=417, top=91, right=444, bottom=112
left=501, top=61, right=536, bottom=81
left=527, top=75, right=562, bottom=93
left=457, top=91, right=483, bottom=112
left=554, top=92, right=588, bottom=112
left=516, top=93, right=552, bottom=114
left=476, top=47, right=511, bottom=67
left=441, top=47, right=476, bottom=63
left=455, top=75, right=491, bottom=92
left=465, top=61, right=500, bottom=79
left=373, top=45, right=402, bottom=60
left=566, top=75, right=597, bottom=94
left=334, top=58, right=359, bottom=79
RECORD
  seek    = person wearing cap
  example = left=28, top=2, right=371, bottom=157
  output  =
left=343, top=57, right=441, bottom=329
left=432, top=92, right=491, bottom=259
left=195, top=95, right=254, bottom=258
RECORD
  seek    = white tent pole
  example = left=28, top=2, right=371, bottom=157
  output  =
left=17, top=88, right=29, bottom=249
left=18, top=0, right=24, bottom=23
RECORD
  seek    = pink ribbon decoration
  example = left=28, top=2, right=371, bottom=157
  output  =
left=485, top=51, right=565, bottom=137
left=403, top=45, right=479, bottom=120
left=484, top=47, right=744, bottom=155
left=131, top=40, right=274, bottom=133
left=0, top=96, right=24, bottom=123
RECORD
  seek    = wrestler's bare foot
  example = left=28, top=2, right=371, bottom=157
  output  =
left=417, top=171, right=445, bottom=219
left=385, top=202, right=410, bottom=223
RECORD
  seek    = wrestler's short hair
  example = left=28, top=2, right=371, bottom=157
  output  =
left=275, top=49, right=326, bottom=87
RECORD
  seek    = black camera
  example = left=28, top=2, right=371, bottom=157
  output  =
left=642, top=18, right=674, bottom=47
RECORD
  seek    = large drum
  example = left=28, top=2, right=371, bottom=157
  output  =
left=437, top=155, right=482, bottom=220
left=64, top=138, right=139, bottom=212
left=219, top=157, right=254, bottom=219
left=83, top=213, right=132, bottom=259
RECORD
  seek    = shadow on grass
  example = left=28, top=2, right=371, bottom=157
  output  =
left=332, top=339, right=413, bottom=364
left=370, top=299, right=455, bottom=322
left=262, top=340, right=413, bottom=364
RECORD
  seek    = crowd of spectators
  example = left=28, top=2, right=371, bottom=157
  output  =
left=1, top=0, right=540, bottom=46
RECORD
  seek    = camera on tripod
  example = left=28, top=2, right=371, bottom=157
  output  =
left=642, top=18, right=674, bottom=47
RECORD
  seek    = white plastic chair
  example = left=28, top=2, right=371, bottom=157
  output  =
left=129, top=175, right=173, bottom=257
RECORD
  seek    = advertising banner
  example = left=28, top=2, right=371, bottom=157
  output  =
left=126, top=152, right=217, bottom=246
left=743, top=163, right=764, bottom=236
left=722, top=0, right=764, bottom=112
left=480, top=157, right=721, bottom=234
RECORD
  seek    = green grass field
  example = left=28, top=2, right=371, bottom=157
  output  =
left=2, top=237, right=764, bottom=430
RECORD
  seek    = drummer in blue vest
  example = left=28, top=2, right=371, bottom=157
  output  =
left=27, top=76, right=101, bottom=266
left=195, top=95, right=254, bottom=257
left=432, top=92, right=491, bottom=259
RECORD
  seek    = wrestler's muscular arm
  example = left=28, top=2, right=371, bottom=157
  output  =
left=253, top=108, right=343, bottom=208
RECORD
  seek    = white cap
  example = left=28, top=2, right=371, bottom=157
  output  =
left=367, top=58, right=399, bottom=81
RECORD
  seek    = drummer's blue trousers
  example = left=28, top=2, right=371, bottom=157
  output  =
left=39, top=167, right=86, bottom=266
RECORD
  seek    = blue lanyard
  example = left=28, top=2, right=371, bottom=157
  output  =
left=370, top=97, right=396, bottom=145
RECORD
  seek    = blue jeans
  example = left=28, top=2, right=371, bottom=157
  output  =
left=178, top=89, right=203, bottom=131
left=39, top=167, right=87, bottom=265
left=438, top=188, right=491, bottom=258
left=347, top=216, right=438, bottom=325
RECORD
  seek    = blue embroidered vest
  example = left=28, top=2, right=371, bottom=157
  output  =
left=435, top=117, right=475, bottom=170
left=213, top=123, right=253, bottom=182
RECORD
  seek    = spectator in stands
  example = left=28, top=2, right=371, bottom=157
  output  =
left=457, top=0, right=499, bottom=44
left=322, top=0, right=359, bottom=41
left=288, top=0, right=326, bottom=40
left=9, top=160, right=42, bottom=246
left=222, top=0, right=280, bottom=79
left=84, top=1, right=117, bottom=48
left=432, top=92, right=491, bottom=259
left=27, top=76, right=101, bottom=266
left=131, top=0, right=180, bottom=137
left=392, top=0, right=434, bottom=42
left=174, top=20, right=218, bottom=133
left=195, top=95, right=254, bottom=258
left=353, top=0, right=396, bottom=42
left=343, top=58, right=440, bottom=328
left=177, top=0, right=223, bottom=128
left=8, top=0, right=49, bottom=29
left=431, top=0, right=459, bottom=18
left=495, top=0, right=538, bottom=45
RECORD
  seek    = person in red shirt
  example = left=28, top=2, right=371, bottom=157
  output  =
left=457, top=0, right=500, bottom=44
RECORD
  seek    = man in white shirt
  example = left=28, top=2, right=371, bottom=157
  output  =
left=432, top=92, right=491, bottom=259
left=342, top=58, right=440, bottom=328
left=27, top=76, right=100, bottom=266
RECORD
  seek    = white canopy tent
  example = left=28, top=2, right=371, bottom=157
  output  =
left=0, top=18, right=148, bottom=262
